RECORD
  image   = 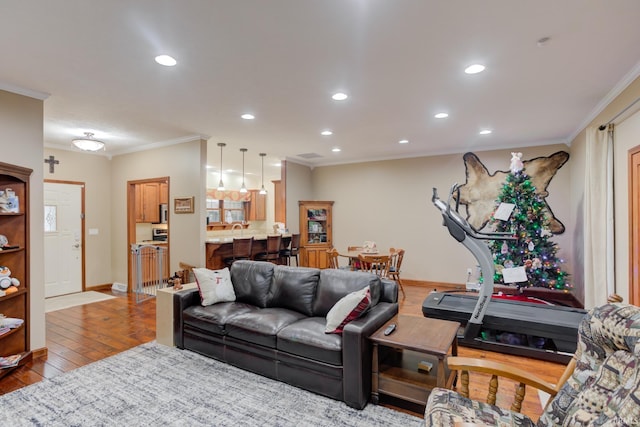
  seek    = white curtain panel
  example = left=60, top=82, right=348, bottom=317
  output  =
left=583, top=126, right=615, bottom=308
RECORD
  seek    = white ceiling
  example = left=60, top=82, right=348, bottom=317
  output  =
left=2, top=1, right=640, bottom=177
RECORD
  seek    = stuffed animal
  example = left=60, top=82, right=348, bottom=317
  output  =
left=0, top=266, right=20, bottom=290
left=510, top=152, right=524, bottom=173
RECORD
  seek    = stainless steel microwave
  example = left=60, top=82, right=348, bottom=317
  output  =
left=159, top=203, right=168, bottom=224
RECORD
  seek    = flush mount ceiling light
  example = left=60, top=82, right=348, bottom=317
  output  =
left=239, top=148, right=248, bottom=193
left=321, top=130, right=333, bottom=136
left=332, top=92, right=348, bottom=101
left=241, top=113, right=255, bottom=120
left=464, top=64, right=485, bottom=74
left=259, top=153, right=267, bottom=195
left=434, top=112, right=449, bottom=119
left=217, top=142, right=226, bottom=191
left=72, top=132, right=105, bottom=151
left=155, top=54, right=177, bottom=66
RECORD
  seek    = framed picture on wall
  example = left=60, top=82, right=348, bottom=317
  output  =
left=174, top=196, right=194, bottom=214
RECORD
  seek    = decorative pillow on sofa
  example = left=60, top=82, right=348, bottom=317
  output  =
left=193, top=267, right=236, bottom=306
left=325, top=286, right=371, bottom=334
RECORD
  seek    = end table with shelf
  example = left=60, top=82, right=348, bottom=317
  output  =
left=369, top=315, right=460, bottom=408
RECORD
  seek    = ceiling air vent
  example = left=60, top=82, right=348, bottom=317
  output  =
left=296, top=152, right=323, bottom=159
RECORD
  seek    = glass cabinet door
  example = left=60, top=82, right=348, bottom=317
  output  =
left=306, top=208, right=328, bottom=244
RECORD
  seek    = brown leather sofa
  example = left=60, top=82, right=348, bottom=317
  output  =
left=173, top=260, right=399, bottom=409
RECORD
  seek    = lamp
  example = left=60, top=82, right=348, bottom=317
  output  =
left=72, top=132, right=105, bottom=151
left=239, top=148, right=248, bottom=193
left=259, top=153, right=267, bottom=195
left=217, top=142, right=226, bottom=191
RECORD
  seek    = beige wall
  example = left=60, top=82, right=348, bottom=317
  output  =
left=0, top=90, right=46, bottom=350
left=110, top=140, right=207, bottom=286
left=284, top=160, right=313, bottom=234
left=569, top=75, right=640, bottom=303
left=42, top=148, right=113, bottom=287
left=311, top=144, right=573, bottom=286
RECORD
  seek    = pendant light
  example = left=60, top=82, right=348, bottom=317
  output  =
left=259, top=153, right=267, bottom=195
left=239, top=148, right=248, bottom=193
left=72, top=132, right=105, bottom=151
left=217, top=142, right=226, bottom=191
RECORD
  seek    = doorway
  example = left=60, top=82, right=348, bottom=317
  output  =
left=44, top=181, right=84, bottom=298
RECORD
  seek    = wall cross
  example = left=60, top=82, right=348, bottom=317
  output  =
left=44, top=155, right=59, bottom=173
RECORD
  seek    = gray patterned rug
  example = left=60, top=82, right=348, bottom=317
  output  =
left=0, top=342, right=421, bottom=426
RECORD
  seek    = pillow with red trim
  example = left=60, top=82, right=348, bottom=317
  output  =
left=193, top=267, right=236, bottom=306
left=325, top=286, right=371, bottom=334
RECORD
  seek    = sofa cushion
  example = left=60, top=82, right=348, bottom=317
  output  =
left=269, top=265, right=319, bottom=316
left=277, top=317, right=342, bottom=366
left=193, top=267, right=235, bottom=306
left=313, top=269, right=381, bottom=317
left=182, top=302, right=258, bottom=335
left=325, top=287, right=371, bottom=334
left=225, top=308, right=306, bottom=348
left=230, top=260, right=274, bottom=308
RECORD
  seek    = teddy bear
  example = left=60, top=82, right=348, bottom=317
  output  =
left=0, top=266, right=20, bottom=291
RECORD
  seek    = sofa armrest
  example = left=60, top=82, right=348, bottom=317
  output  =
left=173, top=287, right=200, bottom=348
left=341, top=301, right=399, bottom=409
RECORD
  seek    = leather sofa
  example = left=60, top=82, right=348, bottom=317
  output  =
left=173, top=260, right=399, bottom=409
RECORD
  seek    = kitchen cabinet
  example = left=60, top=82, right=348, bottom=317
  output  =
left=159, top=182, right=168, bottom=205
left=299, top=201, right=333, bottom=268
left=0, top=161, right=32, bottom=378
left=248, top=190, right=266, bottom=221
left=135, top=182, right=160, bottom=223
left=273, top=180, right=285, bottom=224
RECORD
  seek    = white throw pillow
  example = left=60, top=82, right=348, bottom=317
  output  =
left=325, top=286, right=371, bottom=334
left=193, top=267, right=236, bottom=306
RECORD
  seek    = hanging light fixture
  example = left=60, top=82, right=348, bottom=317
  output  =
left=239, top=148, right=248, bottom=193
left=259, top=153, right=267, bottom=195
left=217, top=142, right=226, bottom=191
left=72, top=132, right=105, bottom=151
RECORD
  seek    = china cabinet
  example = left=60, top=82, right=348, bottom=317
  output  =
left=298, top=200, right=333, bottom=268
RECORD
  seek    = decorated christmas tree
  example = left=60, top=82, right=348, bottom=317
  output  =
left=488, top=153, right=570, bottom=291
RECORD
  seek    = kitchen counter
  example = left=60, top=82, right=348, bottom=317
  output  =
left=205, top=234, right=291, bottom=269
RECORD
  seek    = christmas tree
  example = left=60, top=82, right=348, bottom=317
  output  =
left=488, top=153, right=570, bottom=291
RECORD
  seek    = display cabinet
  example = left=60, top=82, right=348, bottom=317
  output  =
left=0, top=161, right=32, bottom=377
left=298, top=200, right=333, bottom=268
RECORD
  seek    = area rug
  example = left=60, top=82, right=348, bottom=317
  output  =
left=45, top=291, right=116, bottom=313
left=0, top=342, right=421, bottom=426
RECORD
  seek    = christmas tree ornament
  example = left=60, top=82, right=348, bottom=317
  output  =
left=501, top=242, right=508, bottom=254
left=528, top=241, right=535, bottom=251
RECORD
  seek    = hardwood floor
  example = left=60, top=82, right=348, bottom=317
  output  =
left=0, top=283, right=567, bottom=422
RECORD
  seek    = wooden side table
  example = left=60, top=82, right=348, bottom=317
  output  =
left=369, top=315, right=460, bottom=407
left=156, top=282, right=198, bottom=346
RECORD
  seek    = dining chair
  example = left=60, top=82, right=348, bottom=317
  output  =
left=255, top=234, right=282, bottom=264
left=357, top=253, right=391, bottom=278
left=279, top=233, right=300, bottom=266
left=388, top=248, right=405, bottom=298
left=347, top=246, right=364, bottom=270
left=223, top=237, right=254, bottom=268
left=327, top=248, right=351, bottom=270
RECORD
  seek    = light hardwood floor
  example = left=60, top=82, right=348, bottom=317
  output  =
left=0, top=283, right=566, bottom=421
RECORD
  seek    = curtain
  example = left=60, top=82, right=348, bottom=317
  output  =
left=583, top=125, right=615, bottom=308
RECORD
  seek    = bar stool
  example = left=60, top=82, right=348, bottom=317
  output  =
left=255, top=235, right=282, bottom=264
left=223, top=237, right=254, bottom=268
left=279, top=233, right=300, bottom=266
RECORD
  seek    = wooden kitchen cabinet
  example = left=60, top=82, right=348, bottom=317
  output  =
left=135, top=182, right=160, bottom=223
left=159, top=182, right=168, bottom=205
left=299, top=201, right=333, bottom=268
left=0, top=162, right=33, bottom=378
left=248, top=190, right=266, bottom=221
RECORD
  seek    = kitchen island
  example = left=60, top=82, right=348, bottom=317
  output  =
left=205, top=234, right=291, bottom=269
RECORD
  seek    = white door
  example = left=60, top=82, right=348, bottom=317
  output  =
left=44, top=182, right=83, bottom=297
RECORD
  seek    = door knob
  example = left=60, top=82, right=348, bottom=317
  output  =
left=73, top=243, right=80, bottom=249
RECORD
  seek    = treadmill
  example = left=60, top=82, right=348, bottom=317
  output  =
left=423, top=185, right=586, bottom=363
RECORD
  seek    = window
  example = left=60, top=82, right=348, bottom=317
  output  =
left=44, top=205, right=57, bottom=232
left=206, top=199, right=245, bottom=224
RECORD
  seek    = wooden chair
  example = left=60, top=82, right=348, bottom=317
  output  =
left=255, top=234, right=282, bottom=264
left=327, top=248, right=351, bottom=270
left=357, top=253, right=390, bottom=277
left=388, top=248, right=405, bottom=298
left=279, top=233, right=300, bottom=266
left=424, top=303, right=640, bottom=426
left=223, top=237, right=254, bottom=268
left=347, top=245, right=364, bottom=270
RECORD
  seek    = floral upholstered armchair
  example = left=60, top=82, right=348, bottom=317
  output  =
left=424, top=303, right=640, bottom=426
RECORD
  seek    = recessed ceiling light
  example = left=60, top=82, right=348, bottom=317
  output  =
left=331, top=147, right=341, bottom=152
left=332, top=92, right=348, bottom=101
left=398, top=139, right=409, bottom=144
left=479, top=129, right=492, bottom=135
left=464, top=64, right=485, bottom=74
left=321, top=130, right=333, bottom=136
left=241, top=113, right=255, bottom=120
left=434, top=112, right=449, bottom=119
left=155, top=55, right=177, bottom=66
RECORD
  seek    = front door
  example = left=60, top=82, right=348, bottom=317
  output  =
left=44, top=181, right=84, bottom=297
